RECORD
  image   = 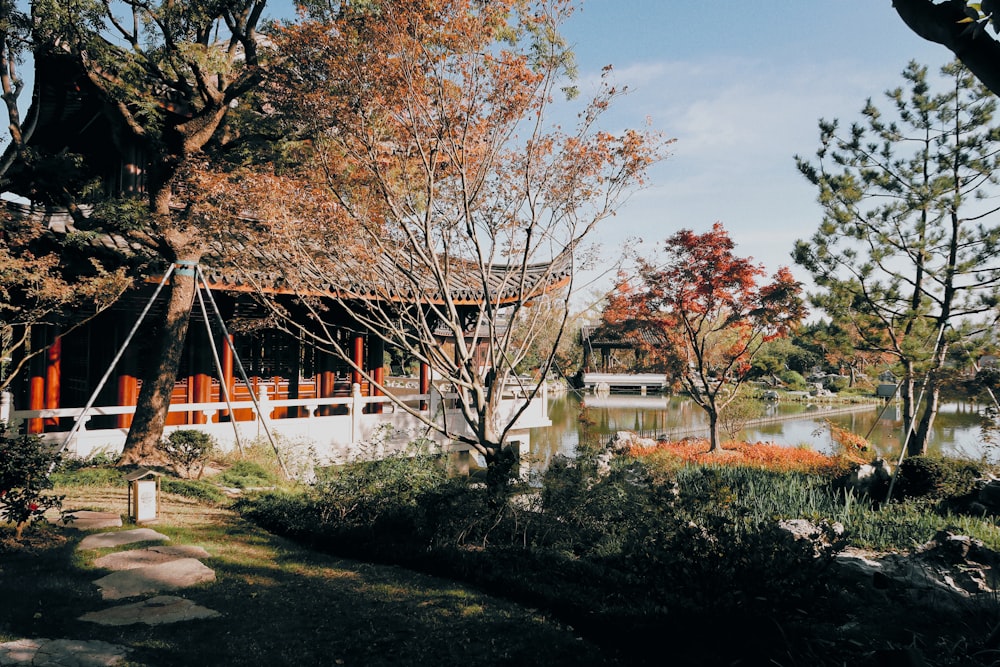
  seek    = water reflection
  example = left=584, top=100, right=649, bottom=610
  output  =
left=531, top=392, right=992, bottom=466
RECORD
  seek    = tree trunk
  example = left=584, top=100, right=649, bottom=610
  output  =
left=707, top=407, right=722, bottom=452
left=118, top=265, right=198, bottom=465
left=910, top=382, right=941, bottom=457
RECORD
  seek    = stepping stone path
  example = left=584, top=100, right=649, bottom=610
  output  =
left=0, top=511, right=221, bottom=666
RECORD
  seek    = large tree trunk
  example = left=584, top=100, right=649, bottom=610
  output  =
left=118, top=263, right=198, bottom=465
left=910, top=383, right=942, bottom=457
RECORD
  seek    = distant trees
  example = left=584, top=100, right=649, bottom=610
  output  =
left=601, top=223, right=805, bottom=452
left=795, top=60, right=1000, bottom=456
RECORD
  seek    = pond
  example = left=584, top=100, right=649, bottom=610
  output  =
left=529, top=391, right=996, bottom=469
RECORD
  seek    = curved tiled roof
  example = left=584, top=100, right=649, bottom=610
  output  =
left=4, top=201, right=573, bottom=306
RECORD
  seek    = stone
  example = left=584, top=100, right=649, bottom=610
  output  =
left=978, top=478, right=1000, bottom=512
left=778, top=518, right=845, bottom=555
left=78, top=528, right=169, bottom=551
left=57, top=511, right=123, bottom=531
left=94, top=557, right=215, bottom=600
left=831, top=531, right=1000, bottom=614
left=606, top=430, right=657, bottom=455
left=0, top=638, right=128, bottom=666
left=843, top=458, right=892, bottom=497
left=79, top=595, right=221, bottom=626
left=93, top=545, right=211, bottom=571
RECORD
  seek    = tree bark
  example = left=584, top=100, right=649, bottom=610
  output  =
left=707, top=408, right=722, bottom=452
left=117, top=263, right=198, bottom=465
left=893, top=0, right=1000, bottom=96
left=911, top=383, right=941, bottom=457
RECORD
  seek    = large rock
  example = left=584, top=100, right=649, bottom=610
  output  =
left=831, top=530, right=1000, bottom=614
left=94, top=558, right=216, bottom=600
left=78, top=528, right=169, bottom=551
left=93, top=545, right=211, bottom=571
left=978, top=478, right=1000, bottom=513
left=842, top=458, right=892, bottom=497
left=606, top=431, right=658, bottom=455
left=79, top=596, right=221, bottom=626
left=0, top=638, right=128, bottom=666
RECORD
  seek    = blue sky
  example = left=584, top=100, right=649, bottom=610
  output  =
left=542, top=1, right=953, bottom=305
left=4, top=1, right=957, bottom=308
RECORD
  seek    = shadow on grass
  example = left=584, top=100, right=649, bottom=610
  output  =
left=3, top=514, right=615, bottom=667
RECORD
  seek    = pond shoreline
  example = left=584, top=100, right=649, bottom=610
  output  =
left=654, top=402, right=882, bottom=442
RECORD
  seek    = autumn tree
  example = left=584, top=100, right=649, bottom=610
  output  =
left=4, top=1, right=271, bottom=463
left=240, top=0, right=665, bottom=474
left=795, top=60, right=1000, bottom=456
left=605, top=223, right=805, bottom=452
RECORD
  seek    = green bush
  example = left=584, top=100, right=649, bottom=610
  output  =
left=895, top=455, right=986, bottom=501
left=162, top=430, right=216, bottom=479
left=779, top=369, right=808, bottom=390
left=0, top=429, right=64, bottom=539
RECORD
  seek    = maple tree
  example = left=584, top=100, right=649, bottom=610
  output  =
left=235, top=0, right=666, bottom=475
left=795, top=60, right=1000, bottom=456
left=603, top=222, right=805, bottom=452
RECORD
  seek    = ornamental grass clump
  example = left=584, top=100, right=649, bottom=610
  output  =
left=0, top=428, right=63, bottom=540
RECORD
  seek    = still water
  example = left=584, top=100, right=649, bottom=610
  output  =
left=530, top=392, right=995, bottom=468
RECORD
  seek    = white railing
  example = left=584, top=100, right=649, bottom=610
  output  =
left=9, top=381, right=550, bottom=462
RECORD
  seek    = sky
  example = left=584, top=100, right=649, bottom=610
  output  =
left=3, top=0, right=958, bottom=310
left=535, top=1, right=954, bottom=307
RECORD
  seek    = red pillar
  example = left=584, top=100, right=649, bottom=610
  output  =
left=319, top=350, right=335, bottom=416
left=44, top=332, right=62, bottom=430
left=352, top=334, right=364, bottom=388
left=368, top=336, right=384, bottom=414
left=288, top=340, right=301, bottom=418
left=27, top=326, right=46, bottom=434
left=116, top=344, right=139, bottom=429
left=419, top=361, right=430, bottom=411
left=220, top=334, right=235, bottom=420
left=190, top=326, right=212, bottom=425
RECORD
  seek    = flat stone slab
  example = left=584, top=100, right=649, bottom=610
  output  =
left=78, top=528, right=169, bottom=551
left=92, top=545, right=211, bottom=571
left=0, top=637, right=128, bottom=666
left=94, top=558, right=216, bottom=600
left=79, top=595, right=221, bottom=626
left=57, top=511, right=123, bottom=531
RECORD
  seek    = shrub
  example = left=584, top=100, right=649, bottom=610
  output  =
left=0, top=429, right=64, bottom=539
left=162, top=430, right=216, bottom=479
left=895, top=455, right=986, bottom=501
left=779, top=369, right=808, bottom=390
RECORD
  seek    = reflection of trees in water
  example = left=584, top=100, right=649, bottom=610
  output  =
left=531, top=395, right=987, bottom=464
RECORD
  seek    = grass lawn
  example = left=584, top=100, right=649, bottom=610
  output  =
left=0, top=487, right=615, bottom=667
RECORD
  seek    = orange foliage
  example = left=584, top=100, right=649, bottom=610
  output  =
left=630, top=438, right=850, bottom=475
left=824, top=420, right=873, bottom=463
